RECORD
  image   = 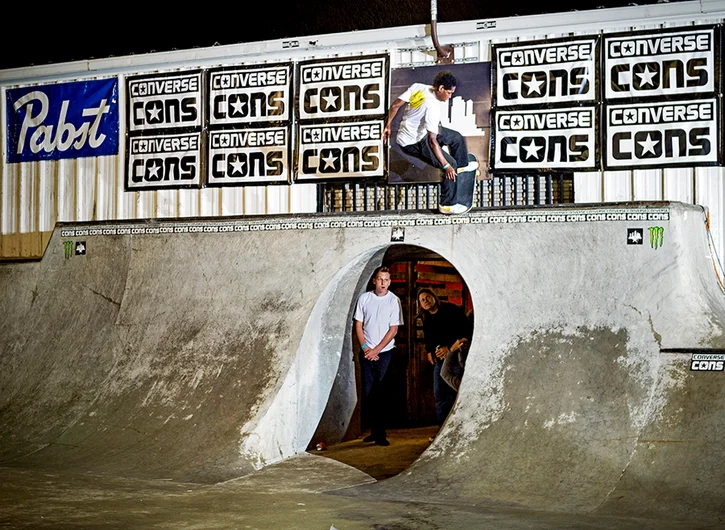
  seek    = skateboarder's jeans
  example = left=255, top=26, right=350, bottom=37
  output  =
left=400, top=126, right=473, bottom=207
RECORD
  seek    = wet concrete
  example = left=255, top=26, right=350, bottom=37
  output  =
left=2, top=453, right=721, bottom=530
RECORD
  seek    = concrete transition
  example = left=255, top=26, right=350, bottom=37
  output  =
left=1, top=201, right=724, bottom=526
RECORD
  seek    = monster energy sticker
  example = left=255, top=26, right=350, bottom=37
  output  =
left=604, top=26, right=719, bottom=101
left=492, top=35, right=599, bottom=108
left=649, top=226, right=664, bottom=249
left=64, top=241, right=86, bottom=258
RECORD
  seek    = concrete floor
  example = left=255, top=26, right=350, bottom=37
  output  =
left=2, top=426, right=722, bottom=529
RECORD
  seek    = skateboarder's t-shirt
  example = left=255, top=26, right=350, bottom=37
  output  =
left=395, top=83, right=442, bottom=147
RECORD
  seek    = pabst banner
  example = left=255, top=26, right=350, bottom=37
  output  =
left=127, top=70, right=203, bottom=132
left=6, top=78, right=119, bottom=163
left=492, top=107, right=598, bottom=171
left=297, top=55, right=388, bottom=121
left=493, top=36, right=599, bottom=108
left=207, top=127, right=290, bottom=186
left=604, top=26, right=719, bottom=101
left=604, top=99, right=720, bottom=169
left=207, top=63, right=292, bottom=126
left=296, top=120, right=384, bottom=181
left=126, top=132, right=202, bottom=190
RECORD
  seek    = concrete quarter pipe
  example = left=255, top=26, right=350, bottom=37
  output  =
left=0, top=201, right=723, bottom=528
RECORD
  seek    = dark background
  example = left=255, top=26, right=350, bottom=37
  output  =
left=2, top=0, right=672, bottom=70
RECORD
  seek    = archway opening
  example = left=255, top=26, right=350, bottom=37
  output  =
left=308, top=244, right=474, bottom=480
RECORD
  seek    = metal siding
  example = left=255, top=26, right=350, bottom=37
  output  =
left=1, top=2, right=724, bottom=258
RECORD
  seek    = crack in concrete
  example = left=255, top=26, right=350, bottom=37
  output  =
left=85, top=286, right=121, bottom=307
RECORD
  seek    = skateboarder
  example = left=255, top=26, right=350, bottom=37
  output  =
left=383, top=70, right=478, bottom=215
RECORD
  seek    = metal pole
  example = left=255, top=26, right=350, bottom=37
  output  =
left=430, top=0, right=454, bottom=64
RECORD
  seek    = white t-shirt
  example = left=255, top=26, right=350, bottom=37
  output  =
left=354, top=290, right=404, bottom=352
left=395, top=83, right=443, bottom=147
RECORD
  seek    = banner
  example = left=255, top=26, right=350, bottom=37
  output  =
left=126, top=132, right=202, bottom=190
left=604, top=98, right=720, bottom=169
left=127, top=70, right=203, bottom=132
left=125, top=70, right=204, bottom=190
left=493, top=36, right=599, bottom=108
left=387, top=63, right=490, bottom=184
left=492, top=107, right=598, bottom=171
left=604, top=26, right=719, bottom=101
left=296, top=120, right=385, bottom=181
left=296, top=54, right=388, bottom=121
left=207, top=63, right=292, bottom=126
left=206, top=127, right=290, bottom=186
left=6, top=78, right=119, bottom=163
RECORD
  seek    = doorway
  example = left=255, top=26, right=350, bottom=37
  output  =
left=308, top=244, right=473, bottom=479
left=379, top=244, right=473, bottom=430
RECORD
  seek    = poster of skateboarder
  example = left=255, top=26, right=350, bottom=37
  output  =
left=387, top=62, right=491, bottom=184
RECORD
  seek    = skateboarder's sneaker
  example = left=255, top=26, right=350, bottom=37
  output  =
left=457, top=159, right=479, bottom=174
left=439, top=203, right=472, bottom=215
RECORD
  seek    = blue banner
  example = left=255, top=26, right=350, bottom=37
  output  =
left=6, top=78, right=119, bottom=163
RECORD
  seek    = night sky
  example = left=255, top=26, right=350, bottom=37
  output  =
left=3, top=0, right=669, bottom=70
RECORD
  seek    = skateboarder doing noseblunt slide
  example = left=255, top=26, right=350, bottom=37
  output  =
left=383, top=70, right=478, bottom=215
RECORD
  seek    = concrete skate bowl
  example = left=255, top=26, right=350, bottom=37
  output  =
left=337, top=202, right=725, bottom=526
left=0, top=202, right=723, bottom=528
left=0, top=217, right=392, bottom=484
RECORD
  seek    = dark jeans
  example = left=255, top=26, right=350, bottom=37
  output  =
left=360, top=348, right=393, bottom=440
left=400, top=126, right=474, bottom=207
left=433, top=360, right=458, bottom=426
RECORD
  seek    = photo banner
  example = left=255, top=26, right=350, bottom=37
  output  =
left=126, top=132, right=202, bottom=190
left=604, top=26, right=720, bottom=101
left=6, top=78, right=119, bottom=163
left=387, top=62, right=490, bottom=184
left=491, top=107, right=598, bottom=171
left=207, top=63, right=292, bottom=126
left=296, top=54, right=389, bottom=121
left=296, top=120, right=385, bottom=181
left=206, top=127, right=290, bottom=186
left=492, top=36, right=599, bottom=108
left=604, top=98, right=721, bottom=169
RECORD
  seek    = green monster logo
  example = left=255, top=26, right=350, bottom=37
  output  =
left=648, top=226, right=664, bottom=249
left=63, top=240, right=73, bottom=259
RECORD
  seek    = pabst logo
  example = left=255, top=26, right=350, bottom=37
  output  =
left=6, top=78, right=119, bottom=163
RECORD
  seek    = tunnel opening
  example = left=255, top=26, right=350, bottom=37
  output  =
left=307, top=243, right=474, bottom=480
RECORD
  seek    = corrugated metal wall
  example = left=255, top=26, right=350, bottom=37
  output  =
left=1, top=1, right=724, bottom=259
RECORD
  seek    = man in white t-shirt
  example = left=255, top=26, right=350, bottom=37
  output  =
left=383, top=70, right=477, bottom=215
left=353, top=266, right=404, bottom=446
